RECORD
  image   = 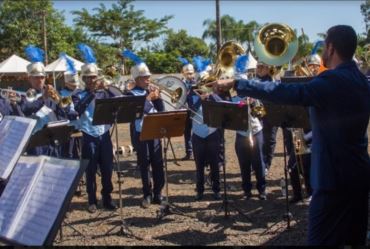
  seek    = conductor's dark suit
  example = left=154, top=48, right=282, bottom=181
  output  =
left=234, top=61, right=370, bottom=245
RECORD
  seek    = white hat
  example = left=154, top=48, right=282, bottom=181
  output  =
left=182, top=64, right=194, bottom=74
left=27, top=62, right=45, bottom=77
left=131, top=62, right=151, bottom=79
left=307, top=54, right=321, bottom=66
left=64, top=73, right=80, bottom=85
left=81, top=63, right=99, bottom=77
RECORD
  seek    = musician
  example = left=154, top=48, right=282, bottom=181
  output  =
left=233, top=96, right=267, bottom=200
left=212, top=25, right=370, bottom=245
left=178, top=57, right=195, bottom=160
left=307, top=54, right=322, bottom=76
left=256, top=61, right=278, bottom=174
left=21, top=45, right=74, bottom=156
left=189, top=57, right=222, bottom=201
left=0, top=93, right=24, bottom=121
left=72, top=44, right=117, bottom=213
left=124, top=50, right=165, bottom=208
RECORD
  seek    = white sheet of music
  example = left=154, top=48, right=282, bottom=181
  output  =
left=0, top=116, right=37, bottom=180
left=0, top=156, right=80, bottom=245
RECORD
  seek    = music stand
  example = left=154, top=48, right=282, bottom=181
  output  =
left=92, top=95, right=145, bottom=239
left=201, top=100, right=252, bottom=224
left=140, top=110, right=190, bottom=221
left=263, top=76, right=311, bottom=230
left=27, top=124, right=74, bottom=149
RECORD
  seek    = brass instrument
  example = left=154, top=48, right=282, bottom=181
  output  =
left=195, top=41, right=246, bottom=95
left=292, top=128, right=310, bottom=155
left=45, top=85, right=73, bottom=108
left=250, top=99, right=266, bottom=119
left=254, top=23, right=298, bottom=66
left=149, top=80, right=183, bottom=104
left=0, top=87, right=42, bottom=103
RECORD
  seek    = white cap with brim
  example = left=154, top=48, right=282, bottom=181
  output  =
left=131, top=62, right=151, bottom=79
left=64, top=73, right=80, bottom=86
left=182, top=64, right=194, bottom=74
left=81, top=63, right=99, bottom=77
left=27, top=62, right=46, bottom=77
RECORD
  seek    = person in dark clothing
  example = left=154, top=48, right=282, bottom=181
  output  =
left=212, top=25, right=370, bottom=245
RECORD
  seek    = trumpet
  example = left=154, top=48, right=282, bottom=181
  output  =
left=0, top=87, right=42, bottom=103
left=44, top=85, right=73, bottom=108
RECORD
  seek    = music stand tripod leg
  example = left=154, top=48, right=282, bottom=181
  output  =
left=282, top=129, right=293, bottom=229
left=102, top=112, right=135, bottom=238
left=157, top=135, right=190, bottom=221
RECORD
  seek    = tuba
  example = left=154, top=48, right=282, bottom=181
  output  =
left=254, top=23, right=298, bottom=66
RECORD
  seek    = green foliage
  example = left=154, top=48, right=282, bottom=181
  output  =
left=72, top=0, right=173, bottom=50
left=0, top=0, right=86, bottom=62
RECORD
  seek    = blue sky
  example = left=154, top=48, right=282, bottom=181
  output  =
left=53, top=0, right=366, bottom=46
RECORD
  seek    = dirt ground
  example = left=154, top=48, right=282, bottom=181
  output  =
left=55, top=124, right=370, bottom=246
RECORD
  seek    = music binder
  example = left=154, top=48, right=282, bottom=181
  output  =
left=0, top=116, right=37, bottom=180
left=0, top=156, right=87, bottom=246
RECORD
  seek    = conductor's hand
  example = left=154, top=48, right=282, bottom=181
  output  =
left=205, top=79, right=236, bottom=93
left=147, top=88, right=160, bottom=101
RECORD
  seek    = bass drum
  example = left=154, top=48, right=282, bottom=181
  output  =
left=155, top=75, right=187, bottom=111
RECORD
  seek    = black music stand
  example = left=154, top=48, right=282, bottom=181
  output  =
left=27, top=122, right=74, bottom=150
left=201, top=100, right=252, bottom=225
left=263, top=76, right=311, bottom=230
left=140, top=110, right=190, bottom=221
left=92, top=95, right=145, bottom=239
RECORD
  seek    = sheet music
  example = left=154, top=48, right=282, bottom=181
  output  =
left=0, top=156, right=80, bottom=245
left=0, top=116, right=37, bottom=180
left=32, top=105, right=58, bottom=134
left=0, top=158, right=39, bottom=238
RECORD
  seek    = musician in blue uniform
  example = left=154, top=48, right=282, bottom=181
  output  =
left=72, top=44, right=117, bottom=213
left=21, top=45, right=74, bottom=157
left=178, top=57, right=196, bottom=160
left=59, top=54, right=81, bottom=159
left=190, top=56, right=222, bottom=201
left=256, top=61, right=278, bottom=174
left=123, top=50, right=165, bottom=208
left=212, top=25, right=370, bottom=245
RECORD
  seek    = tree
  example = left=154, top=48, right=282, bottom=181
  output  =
left=360, top=0, right=369, bottom=40
left=72, top=0, right=173, bottom=50
left=0, top=0, right=85, bottom=62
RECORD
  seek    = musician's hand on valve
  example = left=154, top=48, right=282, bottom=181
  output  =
left=147, top=88, right=160, bottom=101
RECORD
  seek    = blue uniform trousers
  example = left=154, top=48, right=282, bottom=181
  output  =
left=235, top=131, right=266, bottom=194
left=289, top=152, right=312, bottom=198
left=183, top=111, right=193, bottom=156
left=82, top=131, right=113, bottom=205
left=133, top=131, right=164, bottom=198
left=192, top=131, right=222, bottom=194
left=308, top=189, right=369, bottom=245
left=262, top=119, right=278, bottom=170
left=27, top=145, right=61, bottom=157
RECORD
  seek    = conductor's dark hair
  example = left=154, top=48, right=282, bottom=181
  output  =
left=325, top=25, right=357, bottom=61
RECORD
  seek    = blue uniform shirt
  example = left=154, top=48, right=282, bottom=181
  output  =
left=128, top=86, right=164, bottom=132
left=72, top=89, right=112, bottom=137
left=235, top=61, right=370, bottom=191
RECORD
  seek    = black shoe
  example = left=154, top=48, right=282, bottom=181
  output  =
left=258, top=192, right=267, bottom=200
left=289, top=195, right=303, bottom=204
left=213, top=192, right=222, bottom=200
left=142, top=195, right=152, bottom=208
left=181, top=154, right=193, bottom=161
left=245, top=192, right=252, bottom=200
left=153, top=195, right=163, bottom=205
left=103, top=201, right=118, bottom=210
left=195, top=192, right=203, bottom=201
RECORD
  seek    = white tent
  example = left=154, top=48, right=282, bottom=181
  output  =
left=0, top=54, right=30, bottom=74
left=45, top=54, right=84, bottom=88
left=45, top=54, right=84, bottom=72
left=246, top=52, right=258, bottom=70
